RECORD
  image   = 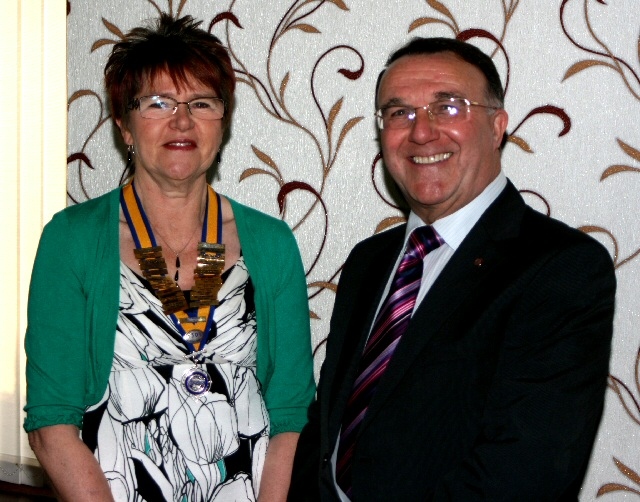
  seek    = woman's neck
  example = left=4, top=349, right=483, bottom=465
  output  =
left=131, top=172, right=209, bottom=242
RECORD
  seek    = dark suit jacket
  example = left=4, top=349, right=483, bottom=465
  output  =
left=289, top=181, right=616, bottom=501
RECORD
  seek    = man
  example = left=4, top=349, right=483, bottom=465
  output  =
left=289, top=37, right=616, bottom=501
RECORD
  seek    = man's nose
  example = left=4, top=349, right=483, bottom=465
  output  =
left=408, top=107, right=438, bottom=143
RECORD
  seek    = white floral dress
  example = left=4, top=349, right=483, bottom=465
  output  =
left=82, top=257, right=268, bottom=502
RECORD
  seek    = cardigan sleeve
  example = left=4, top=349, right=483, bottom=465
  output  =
left=23, top=211, right=90, bottom=431
left=263, top=222, right=316, bottom=435
left=23, top=189, right=120, bottom=433
left=230, top=199, right=316, bottom=437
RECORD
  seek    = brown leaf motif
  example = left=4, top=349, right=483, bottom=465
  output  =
left=336, top=116, right=364, bottom=152
left=597, top=457, right=640, bottom=496
left=68, top=90, right=103, bottom=112
left=327, top=98, right=344, bottom=141
left=597, top=482, right=640, bottom=497
left=563, top=60, right=620, bottom=81
left=176, top=0, right=188, bottom=16
left=251, top=145, right=280, bottom=172
left=614, top=457, right=640, bottom=485
left=91, top=39, right=117, bottom=52
left=426, top=0, right=455, bottom=21
left=288, top=23, right=321, bottom=34
left=409, top=17, right=451, bottom=33
left=506, top=135, right=532, bottom=153
left=239, top=168, right=281, bottom=184
left=102, top=18, right=125, bottom=38
left=600, top=140, right=640, bottom=180
left=375, top=217, right=407, bottom=234
left=618, top=139, right=640, bottom=162
left=327, top=0, right=349, bottom=10
left=279, top=72, right=290, bottom=101
left=600, top=165, right=640, bottom=180
left=607, top=376, right=640, bottom=426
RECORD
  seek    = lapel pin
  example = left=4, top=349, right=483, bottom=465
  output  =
left=474, top=257, right=484, bottom=267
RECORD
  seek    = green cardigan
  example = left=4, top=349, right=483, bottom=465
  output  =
left=24, top=187, right=315, bottom=436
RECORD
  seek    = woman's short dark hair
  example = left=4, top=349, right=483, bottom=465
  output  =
left=105, top=14, right=236, bottom=129
left=376, top=37, right=504, bottom=107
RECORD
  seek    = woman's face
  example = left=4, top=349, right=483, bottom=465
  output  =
left=118, top=72, right=223, bottom=187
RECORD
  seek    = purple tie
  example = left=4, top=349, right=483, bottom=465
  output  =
left=336, top=225, right=444, bottom=497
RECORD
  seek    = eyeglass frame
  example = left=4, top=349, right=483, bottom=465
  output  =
left=126, top=95, right=226, bottom=120
left=375, top=97, right=501, bottom=130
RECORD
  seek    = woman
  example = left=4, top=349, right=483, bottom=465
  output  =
left=24, top=14, right=315, bottom=502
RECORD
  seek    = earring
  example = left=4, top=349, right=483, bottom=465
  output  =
left=127, top=144, right=135, bottom=164
left=216, top=151, right=221, bottom=164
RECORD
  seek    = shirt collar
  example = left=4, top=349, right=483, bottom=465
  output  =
left=405, top=171, right=507, bottom=250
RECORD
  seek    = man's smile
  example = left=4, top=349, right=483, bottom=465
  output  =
left=411, top=152, right=452, bottom=164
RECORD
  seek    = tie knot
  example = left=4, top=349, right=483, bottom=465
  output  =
left=405, top=225, right=443, bottom=261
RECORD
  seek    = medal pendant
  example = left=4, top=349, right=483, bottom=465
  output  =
left=183, top=329, right=204, bottom=344
left=181, top=366, right=212, bottom=396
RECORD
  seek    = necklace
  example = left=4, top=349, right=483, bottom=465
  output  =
left=121, top=179, right=225, bottom=398
left=155, top=224, right=200, bottom=281
left=120, top=180, right=225, bottom=314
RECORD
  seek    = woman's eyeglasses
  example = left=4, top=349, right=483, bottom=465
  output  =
left=128, top=95, right=225, bottom=120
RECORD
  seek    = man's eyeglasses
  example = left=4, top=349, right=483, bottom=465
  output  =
left=375, top=97, right=500, bottom=130
left=128, top=95, right=225, bottom=120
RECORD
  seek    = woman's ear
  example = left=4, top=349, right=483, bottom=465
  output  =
left=116, top=118, right=134, bottom=146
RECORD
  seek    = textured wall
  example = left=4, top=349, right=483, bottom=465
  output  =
left=67, top=1, right=640, bottom=498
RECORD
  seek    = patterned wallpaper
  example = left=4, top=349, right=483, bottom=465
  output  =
left=66, top=0, right=640, bottom=498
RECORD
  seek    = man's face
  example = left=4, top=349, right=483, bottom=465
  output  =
left=377, top=53, right=509, bottom=223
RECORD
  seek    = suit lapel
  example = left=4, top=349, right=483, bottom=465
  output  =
left=325, top=226, right=406, bottom=439
left=359, top=182, right=527, bottom=429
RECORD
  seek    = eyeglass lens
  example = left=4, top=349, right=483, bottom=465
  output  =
left=138, top=96, right=224, bottom=120
left=378, top=98, right=471, bottom=129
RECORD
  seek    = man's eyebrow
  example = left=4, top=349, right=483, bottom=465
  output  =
left=379, top=97, right=408, bottom=108
left=379, top=91, right=466, bottom=108
left=434, top=91, right=465, bottom=100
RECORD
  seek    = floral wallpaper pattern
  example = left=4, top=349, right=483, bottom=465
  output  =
left=66, top=0, right=640, bottom=498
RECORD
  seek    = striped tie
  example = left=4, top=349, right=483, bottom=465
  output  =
left=336, top=225, right=443, bottom=497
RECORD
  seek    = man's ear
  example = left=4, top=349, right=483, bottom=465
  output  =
left=492, top=108, right=509, bottom=150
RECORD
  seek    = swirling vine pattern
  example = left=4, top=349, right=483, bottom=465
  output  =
left=558, top=0, right=640, bottom=497
left=66, top=1, right=639, bottom=498
left=220, top=1, right=364, bottom=318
